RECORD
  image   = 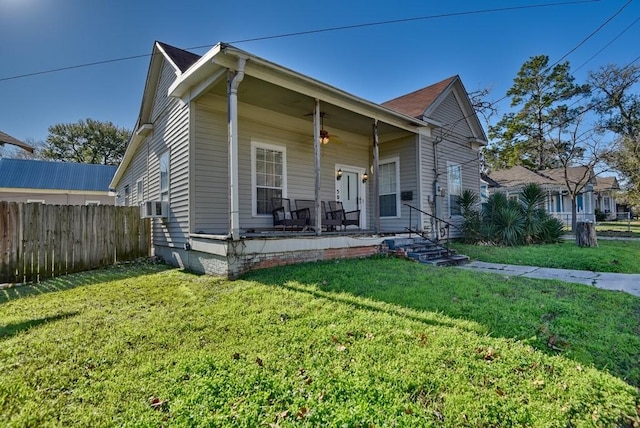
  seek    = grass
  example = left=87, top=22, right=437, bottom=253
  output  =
left=451, top=239, right=640, bottom=273
left=596, top=220, right=640, bottom=238
left=0, top=259, right=639, bottom=427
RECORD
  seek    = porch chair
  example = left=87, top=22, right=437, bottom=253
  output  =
left=271, top=197, right=309, bottom=230
left=294, top=199, right=342, bottom=231
left=328, top=201, right=360, bottom=230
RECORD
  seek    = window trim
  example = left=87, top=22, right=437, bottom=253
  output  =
left=85, top=200, right=101, bottom=206
left=251, top=141, right=287, bottom=217
left=136, top=177, right=144, bottom=205
left=159, top=151, right=170, bottom=202
left=378, top=156, right=400, bottom=219
left=447, top=162, right=462, bottom=217
left=27, top=199, right=45, bottom=204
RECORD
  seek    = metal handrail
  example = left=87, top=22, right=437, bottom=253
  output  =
left=403, top=203, right=461, bottom=255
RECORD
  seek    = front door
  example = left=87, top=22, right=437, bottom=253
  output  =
left=335, top=165, right=366, bottom=228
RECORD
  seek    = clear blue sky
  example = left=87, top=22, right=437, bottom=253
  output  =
left=1, top=0, right=638, bottom=151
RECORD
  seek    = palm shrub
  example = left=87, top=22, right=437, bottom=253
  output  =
left=461, top=183, right=562, bottom=246
left=459, top=189, right=481, bottom=243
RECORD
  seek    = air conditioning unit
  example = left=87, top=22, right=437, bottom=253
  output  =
left=141, top=200, right=168, bottom=218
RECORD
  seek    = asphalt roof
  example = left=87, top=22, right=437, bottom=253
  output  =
left=0, top=159, right=117, bottom=192
left=156, top=41, right=201, bottom=73
left=381, top=75, right=457, bottom=118
left=0, top=130, right=34, bottom=153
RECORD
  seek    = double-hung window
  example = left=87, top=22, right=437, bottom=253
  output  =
left=159, top=152, right=170, bottom=202
left=252, top=142, right=286, bottom=216
left=136, top=178, right=144, bottom=205
left=379, top=157, right=399, bottom=217
left=447, top=163, right=462, bottom=216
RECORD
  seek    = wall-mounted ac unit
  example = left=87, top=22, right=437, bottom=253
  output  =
left=141, top=200, right=168, bottom=218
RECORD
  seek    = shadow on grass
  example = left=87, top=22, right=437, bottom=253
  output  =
left=243, top=257, right=640, bottom=387
left=0, top=261, right=172, bottom=305
left=0, top=311, right=79, bottom=339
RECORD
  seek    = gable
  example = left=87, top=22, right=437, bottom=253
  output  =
left=427, top=92, right=473, bottom=138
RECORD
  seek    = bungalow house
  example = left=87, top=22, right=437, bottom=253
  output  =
left=486, top=165, right=596, bottom=226
left=594, top=176, right=620, bottom=220
left=0, top=158, right=116, bottom=205
left=110, top=41, right=487, bottom=277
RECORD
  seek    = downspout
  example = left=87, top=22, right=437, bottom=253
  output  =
left=228, top=56, right=247, bottom=241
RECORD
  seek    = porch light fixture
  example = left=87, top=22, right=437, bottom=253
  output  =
left=362, top=171, right=369, bottom=183
left=320, top=129, right=330, bottom=145
left=319, top=112, right=330, bottom=144
left=336, top=168, right=343, bottom=181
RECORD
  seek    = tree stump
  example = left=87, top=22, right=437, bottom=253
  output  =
left=575, top=222, right=598, bottom=247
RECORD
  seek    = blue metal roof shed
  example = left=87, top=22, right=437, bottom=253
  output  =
left=0, top=159, right=117, bottom=192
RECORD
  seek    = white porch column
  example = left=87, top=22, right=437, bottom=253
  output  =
left=314, top=100, right=322, bottom=235
left=228, top=57, right=247, bottom=240
left=372, top=120, right=380, bottom=232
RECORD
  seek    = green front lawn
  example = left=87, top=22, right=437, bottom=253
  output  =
left=1, top=259, right=639, bottom=426
left=451, top=239, right=640, bottom=273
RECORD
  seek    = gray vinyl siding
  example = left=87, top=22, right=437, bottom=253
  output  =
left=193, top=100, right=229, bottom=234
left=428, top=92, right=474, bottom=137
left=115, top=136, right=149, bottom=207
left=116, top=58, right=190, bottom=248
left=378, top=135, right=419, bottom=232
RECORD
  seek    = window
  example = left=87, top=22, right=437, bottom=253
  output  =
left=447, top=163, right=462, bottom=216
left=136, top=178, right=144, bottom=204
left=379, top=158, right=399, bottom=217
left=252, top=142, right=286, bottom=215
left=27, top=199, right=45, bottom=204
left=124, top=184, right=130, bottom=206
left=480, top=183, right=488, bottom=203
left=86, top=201, right=100, bottom=206
left=159, top=152, right=169, bottom=202
left=603, top=196, right=611, bottom=212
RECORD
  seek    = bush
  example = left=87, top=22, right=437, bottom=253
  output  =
left=461, top=183, right=563, bottom=246
left=595, top=208, right=607, bottom=222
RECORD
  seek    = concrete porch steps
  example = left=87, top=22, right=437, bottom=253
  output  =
left=384, top=237, right=469, bottom=267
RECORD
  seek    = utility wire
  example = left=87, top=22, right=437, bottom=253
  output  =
left=574, top=15, right=640, bottom=72
left=0, top=0, right=599, bottom=83
left=432, top=0, right=633, bottom=160
left=547, top=0, right=632, bottom=69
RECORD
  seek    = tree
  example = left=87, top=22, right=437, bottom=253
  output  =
left=547, top=112, right=609, bottom=231
left=41, top=119, right=131, bottom=165
left=486, top=55, right=590, bottom=171
left=589, top=64, right=640, bottom=205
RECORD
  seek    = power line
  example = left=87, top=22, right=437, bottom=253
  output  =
left=0, top=0, right=599, bottom=83
left=547, top=0, right=632, bottom=69
left=433, top=0, right=634, bottom=156
left=574, top=15, right=640, bottom=72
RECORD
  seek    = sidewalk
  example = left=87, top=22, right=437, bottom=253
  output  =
left=459, top=261, right=640, bottom=298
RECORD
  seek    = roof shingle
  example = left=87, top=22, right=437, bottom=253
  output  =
left=381, top=75, right=457, bottom=118
left=156, top=41, right=201, bottom=73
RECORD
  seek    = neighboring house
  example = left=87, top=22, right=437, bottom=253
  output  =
left=0, top=158, right=116, bottom=205
left=110, top=41, right=487, bottom=277
left=487, top=165, right=596, bottom=226
left=0, top=130, right=34, bottom=154
left=594, top=176, right=620, bottom=220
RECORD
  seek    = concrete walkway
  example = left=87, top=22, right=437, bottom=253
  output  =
left=459, top=261, right=640, bottom=298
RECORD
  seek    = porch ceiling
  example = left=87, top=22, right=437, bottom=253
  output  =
left=206, top=75, right=414, bottom=141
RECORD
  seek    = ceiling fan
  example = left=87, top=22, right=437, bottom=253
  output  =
left=305, top=111, right=342, bottom=145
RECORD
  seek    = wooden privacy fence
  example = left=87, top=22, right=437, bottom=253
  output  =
left=0, top=202, right=150, bottom=284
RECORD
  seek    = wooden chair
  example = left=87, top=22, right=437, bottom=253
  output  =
left=328, top=201, right=360, bottom=229
left=271, top=198, right=309, bottom=230
left=295, top=200, right=342, bottom=231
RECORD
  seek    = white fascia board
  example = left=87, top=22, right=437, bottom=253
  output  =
left=168, top=43, right=224, bottom=98
left=109, top=132, right=142, bottom=189
left=215, top=49, right=426, bottom=133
